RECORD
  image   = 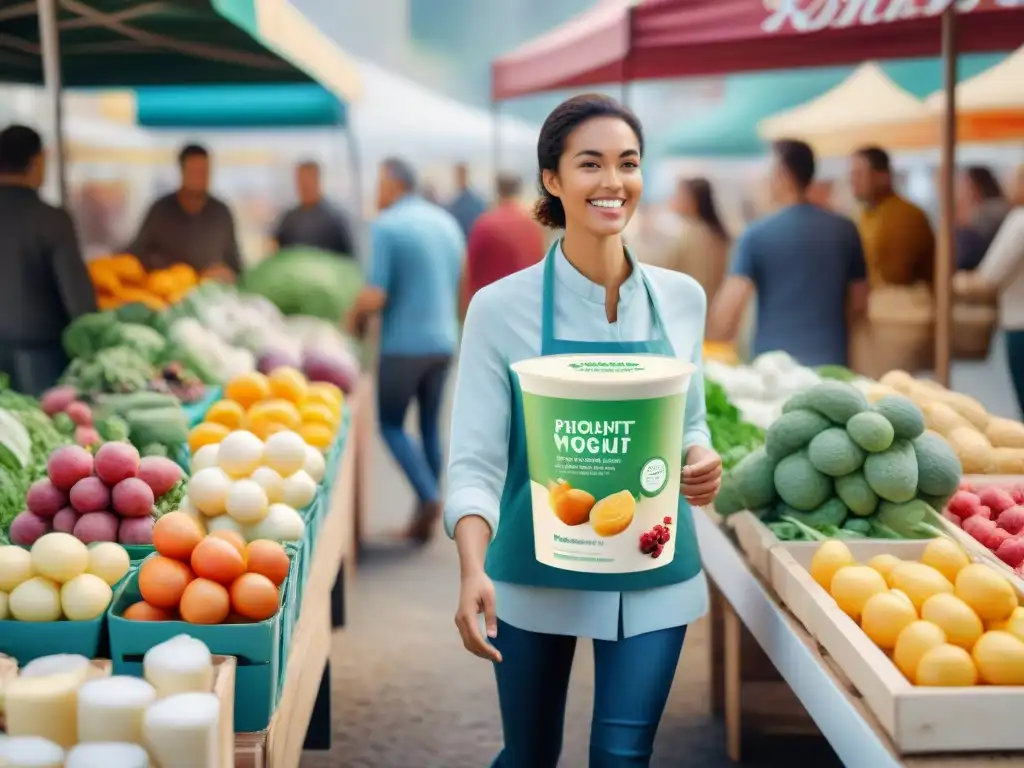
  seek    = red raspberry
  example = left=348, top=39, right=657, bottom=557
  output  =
left=663, top=516, right=673, bottom=525
left=651, top=545, right=664, bottom=558
left=659, top=531, right=671, bottom=544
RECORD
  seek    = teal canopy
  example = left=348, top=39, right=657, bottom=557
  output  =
left=659, top=54, right=1007, bottom=159
left=134, top=84, right=347, bottom=129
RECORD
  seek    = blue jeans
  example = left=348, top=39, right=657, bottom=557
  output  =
left=377, top=355, right=450, bottom=504
left=490, top=619, right=687, bottom=768
left=1007, top=330, right=1024, bottom=419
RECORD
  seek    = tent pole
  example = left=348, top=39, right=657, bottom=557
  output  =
left=935, top=6, right=958, bottom=388
left=36, top=0, right=66, bottom=205
left=342, top=123, right=366, bottom=266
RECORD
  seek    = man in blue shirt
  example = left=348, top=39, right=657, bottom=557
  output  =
left=708, top=139, right=868, bottom=366
left=348, top=157, right=464, bottom=542
left=446, top=163, right=487, bottom=240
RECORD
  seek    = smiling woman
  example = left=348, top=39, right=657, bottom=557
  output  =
left=446, top=93, right=724, bottom=767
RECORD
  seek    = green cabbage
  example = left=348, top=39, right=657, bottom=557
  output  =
left=239, top=247, right=364, bottom=321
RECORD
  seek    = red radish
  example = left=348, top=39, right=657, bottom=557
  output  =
left=112, top=477, right=155, bottom=518
left=26, top=478, right=69, bottom=518
left=976, top=505, right=993, bottom=521
left=8, top=511, right=51, bottom=546
left=959, top=479, right=974, bottom=492
left=65, top=401, right=93, bottom=427
left=998, top=505, right=1024, bottom=535
left=46, top=445, right=94, bottom=491
left=69, top=476, right=111, bottom=514
left=73, top=511, right=119, bottom=543
left=137, top=456, right=183, bottom=497
left=988, top=527, right=1013, bottom=550
left=948, top=491, right=983, bottom=519
left=979, top=487, right=1016, bottom=515
left=118, top=515, right=155, bottom=545
left=997, top=535, right=1024, bottom=568
left=74, top=426, right=101, bottom=448
left=52, top=507, right=80, bottom=534
left=1012, top=486, right=1024, bottom=506
left=943, top=510, right=963, bottom=527
left=94, top=441, right=140, bottom=486
left=39, top=385, right=78, bottom=416
left=963, top=515, right=997, bottom=544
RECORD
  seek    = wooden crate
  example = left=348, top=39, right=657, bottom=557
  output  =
left=771, top=541, right=1024, bottom=754
left=728, top=511, right=779, bottom=580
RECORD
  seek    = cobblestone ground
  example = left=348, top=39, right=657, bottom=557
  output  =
left=299, top=386, right=859, bottom=767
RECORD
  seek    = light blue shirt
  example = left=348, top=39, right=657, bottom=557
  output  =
left=369, top=195, right=464, bottom=356
left=444, top=248, right=711, bottom=641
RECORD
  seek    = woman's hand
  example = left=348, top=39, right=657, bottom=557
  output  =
left=681, top=445, right=723, bottom=507
left=454, top=569, right=503, bottom=663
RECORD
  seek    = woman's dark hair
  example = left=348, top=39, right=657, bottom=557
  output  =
left=682, top=177, right=729, bottom=243
left=533, top=93, right=644, bottom=230
left=965, top=165, right=1004, bottom=201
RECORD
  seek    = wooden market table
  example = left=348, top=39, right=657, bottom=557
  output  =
left=234, top=376, right=367, bottom=768
left=698, top=509, right=1024, bottom=768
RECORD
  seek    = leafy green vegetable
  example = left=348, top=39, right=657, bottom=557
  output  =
left=61, top=345, right=155, bottom=394
left=239, top=246, right=364, bottom=321
left=101, top=323, right=166, bottom=363
left=705, top=379, right=765, bottom=469
left=96, top=415, right=130, bottom=442
left=62, top=312, right=118, bottom=359
left=155, top=478, right=188, bottom=517
left=816, top=365, right=857, bottom=382
left=876, top=499, right=946, bottom=539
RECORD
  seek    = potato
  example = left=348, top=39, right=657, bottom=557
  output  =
left=942, top=391, right=990, bottom=431
left=993, top=448, right=1024, bottom=475
left=922, top=401, right=976, bottom=437
left=880, top=370, right=915, bottom=394
left=985, top=417, right=1024, bottom=449
left=948, top=427, right=996, bottom=474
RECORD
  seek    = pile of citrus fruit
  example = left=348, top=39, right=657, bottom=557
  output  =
left=188, top=367, right=343, bottom=453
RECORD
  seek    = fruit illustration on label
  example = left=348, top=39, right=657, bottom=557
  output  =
left=547, top=479, right=596, bottom=526
left=589, top=489, right=636, bottom=537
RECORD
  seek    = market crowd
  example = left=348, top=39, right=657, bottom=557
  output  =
left=4, top=117, right=1024, bottom=544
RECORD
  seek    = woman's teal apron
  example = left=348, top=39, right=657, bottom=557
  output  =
left=485, top=246, right=703, bottom=591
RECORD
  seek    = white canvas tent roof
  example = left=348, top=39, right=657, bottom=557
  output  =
left=758, top=63, right=931, bottom=140
left=351, top=57, right=538, bottom=168
left=925, top=44, right=1024, bottom=111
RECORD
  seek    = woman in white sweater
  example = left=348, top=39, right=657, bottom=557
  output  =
left=955, top=164, right=1024, bottom=416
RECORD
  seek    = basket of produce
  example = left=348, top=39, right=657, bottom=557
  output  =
left=771, top=536, right=1024, bottom=753
left=0, top=636, right=235, bottom=768
left=8, top=442, right=186, bottom=562
left=108, top=520, right=292, bottom=732
left=0, top=534, right=131, bottom=663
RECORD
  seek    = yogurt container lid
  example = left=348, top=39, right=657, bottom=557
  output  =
left=512, top=354, right=693, bottom=386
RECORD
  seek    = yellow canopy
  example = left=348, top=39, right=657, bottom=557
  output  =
left=757, top=63, right=931, bottom=156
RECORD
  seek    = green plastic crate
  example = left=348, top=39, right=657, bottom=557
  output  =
left=276, top=551, right=301, bottom=698
left=0, top=613, right=107, bottom=664
left=107, top=569, right=283, bottom=732
left=124, top=544, right=156, bottom=563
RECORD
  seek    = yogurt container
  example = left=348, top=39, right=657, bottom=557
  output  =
left=512, top=354, right=694, bottom=573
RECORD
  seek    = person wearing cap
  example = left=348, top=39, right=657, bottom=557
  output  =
left=348, top=157, right=465, bottom=542
left=0, top=124, right=96, bottom=394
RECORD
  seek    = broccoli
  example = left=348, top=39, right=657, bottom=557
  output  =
left=96, top=415, right=130, bottom=443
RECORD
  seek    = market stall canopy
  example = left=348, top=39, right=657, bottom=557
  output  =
left=90, top=84, right=347, bottom=129
left=658, top=66, right=851, bottom=158
left=759, top=63, right=930, bottom=141
left=0, top=0, right=361, bottom=101
left=925, top=42, right=1024, bottom=111
left=492, top=0, right=1024, bottom=100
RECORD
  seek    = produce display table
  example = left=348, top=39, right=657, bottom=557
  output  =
left=697, top=509, right=1023, bottom=768
left=234, top=378, right=363, bottom=768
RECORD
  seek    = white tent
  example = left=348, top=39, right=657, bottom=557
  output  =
left=925, top=44, right=1024, bottom=111
left=350, top=57, right=538, bottom=174
left=758, top=63, right=931, bottom=141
